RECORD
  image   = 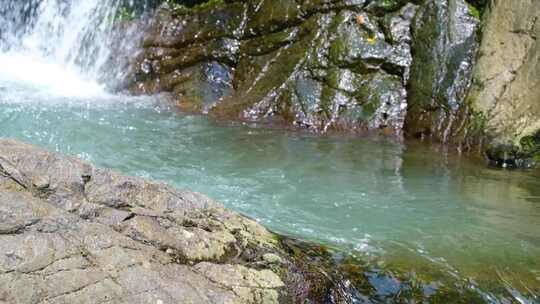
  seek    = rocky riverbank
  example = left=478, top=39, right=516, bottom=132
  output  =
left=0, top=139, right=348, bottom=303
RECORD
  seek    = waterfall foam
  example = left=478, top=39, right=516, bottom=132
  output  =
left=0, top=0, right=150, bottom=98
left=0, top=52, right=107, bottom=98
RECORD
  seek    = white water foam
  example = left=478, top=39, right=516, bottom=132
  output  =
left=0, top=52, right=107, bottom=98
left=0, top=0, right=143, bottom=99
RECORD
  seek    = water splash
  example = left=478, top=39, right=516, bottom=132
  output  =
left=0, top=52, right=108, bottom=98
left=0, top=0, right=152, bottom=97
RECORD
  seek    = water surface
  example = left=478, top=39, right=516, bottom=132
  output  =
left=0, top=72, right=539, bottom=302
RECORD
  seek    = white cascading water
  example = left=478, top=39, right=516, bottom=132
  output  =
left=0, top=0, right=144, bottom=98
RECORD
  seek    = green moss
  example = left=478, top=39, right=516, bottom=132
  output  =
left=467, top=109, right=488, bottom=136
left=380, top=0, right=401, bottom=10
left=117, top=7, right=136, bottom=21
left=465, top=1, right=482, bottom=20
left=520, top=136, right=536, bottom=151
left=519, top=131, right=540, bottom=163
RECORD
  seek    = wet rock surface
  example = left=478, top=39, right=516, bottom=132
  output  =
left=122, top=0, right=540, bottom=169
left=0, top=139, right=342, bottom=303
left=405, top=0, right=480, bottom=142
left=126, top=0, right=419, bottom=135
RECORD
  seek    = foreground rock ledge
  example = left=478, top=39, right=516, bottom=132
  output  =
left=0, top=139, right=336, bottom=304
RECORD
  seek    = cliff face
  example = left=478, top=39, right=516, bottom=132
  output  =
left=127, top=0, right=480, bottom=135
left=467, top=0, right=540, bottom=167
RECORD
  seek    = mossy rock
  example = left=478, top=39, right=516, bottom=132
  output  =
left=244, top=0, right=303, bottom=37
left=241, top=26, right=306, bottom=57
left=146, top=1, right=245, bottom=48
left=129, top=0, right=411, bottom=135
left=485, top=134, right=540, bottom=169
left=328, top=10, right=392, bottom=68
left=405, top=0, right=480, bottom=142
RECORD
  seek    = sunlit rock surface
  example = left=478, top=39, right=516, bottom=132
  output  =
left=467, top=0, right=540, bottom=168
left=2, top=139, right=525, bottom=303
left=0, top=139, right=335, bottom=303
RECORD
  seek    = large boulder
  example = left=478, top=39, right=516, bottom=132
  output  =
left=467, top=0, right=540, bottom=168
left=0, top=139, right=348, bottom=303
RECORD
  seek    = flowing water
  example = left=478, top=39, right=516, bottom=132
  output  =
left=1, top=1, right=539, bottom=303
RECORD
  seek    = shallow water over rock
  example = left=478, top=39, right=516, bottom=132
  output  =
left=0, top=77, right=539, bottom=301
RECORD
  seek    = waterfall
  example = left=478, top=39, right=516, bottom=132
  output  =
left=0, top=0, right=154, bottom=96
